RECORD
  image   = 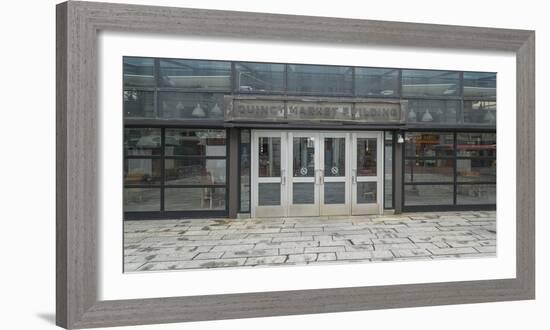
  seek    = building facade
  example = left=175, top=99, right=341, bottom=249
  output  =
left=123, top=57, right=496, bottom=220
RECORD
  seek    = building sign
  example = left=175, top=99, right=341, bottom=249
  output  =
left=225, top=97, right=404, bottom=124
left=286, top=102, right=353, bottom=121
left=226, top=99, right=285, bottom=121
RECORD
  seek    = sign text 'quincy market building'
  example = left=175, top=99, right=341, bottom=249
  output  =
left=224, top=96, right=405, bottom=124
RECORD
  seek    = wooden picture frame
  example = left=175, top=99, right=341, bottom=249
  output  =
left=56, top=1, right=535, bottom=328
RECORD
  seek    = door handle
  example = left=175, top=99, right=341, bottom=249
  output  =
left=352, top=169, right=357, bottom=184
left=281, top=169, right=286, bottom=185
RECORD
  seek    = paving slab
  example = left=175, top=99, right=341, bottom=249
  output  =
left=124, top=211, right=496, bottom=272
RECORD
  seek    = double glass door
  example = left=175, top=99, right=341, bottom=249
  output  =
left=252, top=130, right=382, bottom=218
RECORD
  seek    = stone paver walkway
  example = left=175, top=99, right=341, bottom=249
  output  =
left=124, top=211, right=496, bottom=272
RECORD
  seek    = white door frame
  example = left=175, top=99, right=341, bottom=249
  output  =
left=351, top=131, right=384, bottom=215
left=251, top=130, right=384, bottom=218
left=287, top=131, right=321, bottom=217
left=319, top=132, right=351, bottom=216
left=251, top=130, right=287, bottom=218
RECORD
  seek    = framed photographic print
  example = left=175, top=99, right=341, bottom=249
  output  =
left=56, top=1, right=535, bottom=328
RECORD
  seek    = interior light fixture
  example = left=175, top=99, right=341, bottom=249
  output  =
left=192, top=103, right=206, bottom=117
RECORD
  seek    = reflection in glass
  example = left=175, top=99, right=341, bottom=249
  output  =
left=158, top=92, right=225, bottom=119
left=165, top=129, right=226, bottom=156
left=401, top=69, right=460, bottom=97
left=235, top=62, right=285, bottom=92
left=123, top=57, right=155, bottom=87
left=293, top=137, right=315, bottom=177
left=164, top=188, right=226, bottom=210
left=356, top=138, right=377, bottom=176
left=463, top=100, right=496, bottom=125
left=456, top=133, right=496, bottom=157
left=258, top=183, right=281, bottom=205
left=124, top=159, right=161, bottom=185
left=124, top=128, right=161, bottom=156
left=405, top=132, right=454, bottom=157
left=457, top=159, right=496, bottom=182
left=324, top=138, right=346, bottom=177
left=293, top=183, right=315, bottom=204
left=123, top=90, right=155, bottom=118
left=456, top=184, right=496, bottom=204
left=159, top=59, right=231, bottom=90
left=463, top=72, right=496, bottom=98
left=164, top=158, right=226, bottom=185
left=124, top=188, right=160, bottom=211
left=406, top=100, right=460, bottom=124
left=357, top=182, right=377, bottom=204
left=287, top=64, right=353, bottom=95
left=405, top=159, right=454, bottom=183
left=240, top=130, right=251, bottom=212
left=324, top=182, right=346, bottom=204
left=258, top=137, right=281, bottom=177
left=384, top=132, right=393, bottom=208
left=404, top=184, right=454, bottom=206
left=355, top=68, right=399, bottom=97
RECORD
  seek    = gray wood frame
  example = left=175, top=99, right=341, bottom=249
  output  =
left=56, top=1, right=535, bottom=328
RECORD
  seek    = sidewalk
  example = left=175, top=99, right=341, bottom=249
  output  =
left=124, top=211, right=496, bottom=272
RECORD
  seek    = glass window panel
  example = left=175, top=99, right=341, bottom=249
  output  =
left=405, top=132, right=454, bottom=157
left=235, top=62, right=285, bottom=92
left=324, top=138, right=346, bottom=177
left=406, top=100, right=460, bottom=124
left=463, top=72, right=496, bottom=98
left=258, top=137, right=281, bottom=177
left=384, top=132, right=393, bottom=208
left=158, top=92, right=225, bottom=119
left=159, top=59, right=231, bottom=90
left=123, top=57, right=155, bottom=87
left=356, top=138, right=377, bottom=176
left=463, top=100, right=496, bottom=125
left=324, top=182, right=346, bottom=204
left=165, top=158, right=226, bottom=185
left=287, top=64, right=353, bottom=95
left=123, top=90, right=155, bottom=118
left=456, top=133, right=496, bottom=157
left=355, top=68, right=399, bottom=97
left=357, top=182, right=377, bottom=204
left=401, top=69, right=460, bottom=97
left=124, top=128, right=161, bottom=156
left=404, top=184, right=454, bottom=206
left=124, top=159, right=162, bottom=185
left=258, top=183, right=281, bottom=206
left=164, top=187, right=226, bottom=211
left=457, top=158, right=496, bottom=182
left=124, top=188, right=160, bottom=211
left=165, top=129, right=226, bottom=157
left=405, top=159, right=454, bottom=183
left=456, top=184, right=496, bottom=205
left=293, top=137, right=316, bottom=177
left=293, top=183, right=315, bottom=204
left=240, top=130, right=251, bottom=212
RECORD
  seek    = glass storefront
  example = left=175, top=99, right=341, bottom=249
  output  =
left=123, top=128, right=228, bottom=216
left=403, top=132, right=496, bottom=209
left=123, top=56, right=496, bottom=219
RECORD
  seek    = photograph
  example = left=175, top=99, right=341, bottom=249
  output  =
left=48, top=1, right=538, bottom=329
left=122, top=57, right=497, bottom=272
